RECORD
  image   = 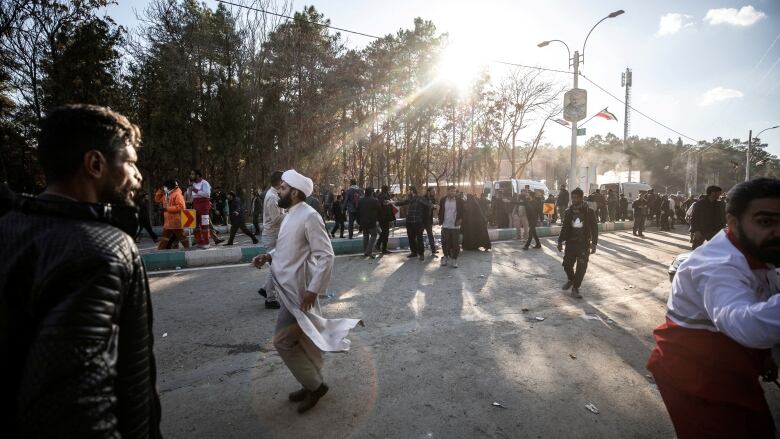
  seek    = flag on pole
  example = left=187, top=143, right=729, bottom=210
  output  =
left=595, top=108, right=618, bottom=121
left=553, top=118, right=570, bottom=127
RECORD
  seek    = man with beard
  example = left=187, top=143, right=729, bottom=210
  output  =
left=0, top=105, right=162, bottom=437
left=689, top=185, right=726, bottom=249
left=557, top=188, right=598, bottom=299
left=647, top=178, right=780, bottom=439
left=252, top=170, right=362, bottom=414
left=258, top=171, right=284, bottom=309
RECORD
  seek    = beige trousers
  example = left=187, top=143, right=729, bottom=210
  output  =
left=273, top=302, right=324, bottom=391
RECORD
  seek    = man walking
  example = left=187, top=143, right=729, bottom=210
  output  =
left=618, top=193, right=628, bottom=221
left=258, top=171, right=284, bottom=309
left=511, top=192, right=529, bottom=241
left=647, top=178, right=780, bottom=438
left=343, top=179, right=362, bottom=239
left=632, top=194, right=648, bottom=237
left=251, top=187, right=264, bottom=237
left=225, top=190, right=259, bottom=245
left=523, top=192, right=542, bottom=250
left=357, top=187, right=380, bottom=258
left=135, top=190, right=159, bottom=243
left=252, top=170, right=362, bottom=414
left=557, top=188, right=598, bottom=299
left=155, top=179, right=191, bottom=250
left=689, top=185, right=725, bottom=249
left=423, top=187, right=438, bottom=254
left=0, top=104, right=162, bottom=436
left=439, top=185, right=464, bottom=268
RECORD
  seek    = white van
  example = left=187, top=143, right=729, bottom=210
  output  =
left=599, top=182, right=652, bottom=200
left=488, top=179, right=550, bottom=200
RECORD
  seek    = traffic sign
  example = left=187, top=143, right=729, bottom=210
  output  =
left=563, top=88, right=587, bottom=122
left=577, top=128, right=586, bottom=136
left=181, top=209, right=196, bottom=228
left=543, top=203, right=555, bottom=215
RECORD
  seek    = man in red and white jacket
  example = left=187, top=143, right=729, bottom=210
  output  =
left=647, top=178, right=780, bottom=438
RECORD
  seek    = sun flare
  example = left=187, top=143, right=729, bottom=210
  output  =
left=436, top=43, right=484, bottom=93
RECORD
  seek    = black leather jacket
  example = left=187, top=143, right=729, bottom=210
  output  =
left=0, top=192, right=162, bottom=438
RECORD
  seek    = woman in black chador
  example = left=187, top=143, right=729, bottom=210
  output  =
left=462, top=194, right=492, bottom=251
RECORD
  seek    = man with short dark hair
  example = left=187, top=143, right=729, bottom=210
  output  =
left=647, top=178, right=780, bottom=438
left=343, top=179, right=362, bottom=239
left=225, top=190, right=259, bottom=245
left=189, top=169, right=213, bottom=246
left=0, top=104, right=162, bottom=437
left=557, top=187, right=598, bottom=298
left=689, top=185, right=725, bottom=249
left=376, top=185, right=394, bottom=254
left=395, top=186, right=432, bottom=261
left=423, top=187, right=438, bottom=254
left=439, top=185, right=464, bottom=268
left=357, top=187, right=380, bottom=258
left=251, top=187, right=264, bottom=237
left=258, top=170, right=284, bottom=309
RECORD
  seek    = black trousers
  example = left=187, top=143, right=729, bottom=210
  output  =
left=377, top=221, right=391, bottom=251
left=424, top=223, right=436, bottom=252
left=331, top=220, right=345, bottom=237
left=524, top=224, right=540, bottom=247
left=348, top=211, right=359, bottom=238
left=227, top=219, right=257, bottom=244
left=562, top=241, right=590, bottom=288
left=633, top=214, right=646, bottom=234
left=406, top=223, right=424, bottom=255
left=137, top=216, right=158, bottom=241
left=252, top=213, right=261, bottom=237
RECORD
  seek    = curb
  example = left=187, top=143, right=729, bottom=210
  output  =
left=143, top=221, right=634, bottom=271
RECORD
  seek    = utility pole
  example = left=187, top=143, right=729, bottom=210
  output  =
left=746, top=129, right=752, bottom=181
left=570, top=50, right=580, bottom=191
left=621, top=68, right=632, bottom=182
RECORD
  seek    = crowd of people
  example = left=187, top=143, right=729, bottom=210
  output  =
left=1, top=104, right=778, bottom=439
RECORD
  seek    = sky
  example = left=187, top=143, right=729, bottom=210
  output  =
left=107, top=0, right=780, bottom=157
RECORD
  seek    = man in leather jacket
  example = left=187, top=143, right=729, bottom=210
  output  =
left=0, top=105, right=162, bottom=438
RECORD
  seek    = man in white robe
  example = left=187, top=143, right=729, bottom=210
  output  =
left=258, top=170, right=284, bottom=309
left=253, top=169, right=362, bottom=414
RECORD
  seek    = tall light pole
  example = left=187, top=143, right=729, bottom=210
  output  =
left=747, top=125, right=779, bottom=181
left=538, top=9, right=624, bottom=192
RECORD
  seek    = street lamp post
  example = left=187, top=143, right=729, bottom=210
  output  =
left=538, top=10, right=624, bottom=193
left=747, top=125, right=779, bottom=181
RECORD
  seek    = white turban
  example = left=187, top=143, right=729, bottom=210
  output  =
left=282, top=169, right=314, bottom=197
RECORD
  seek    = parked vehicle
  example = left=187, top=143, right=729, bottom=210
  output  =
left=485, top=179, right=551, bottom=200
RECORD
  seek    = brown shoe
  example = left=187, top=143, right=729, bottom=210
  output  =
left=289, top=388, right=309, bottom=402
left=297, top=383, right=329, bottom=414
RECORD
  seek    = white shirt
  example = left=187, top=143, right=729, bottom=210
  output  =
left=262, top=187, right=284, bottom=240
left=190, top=179, right=211, bottom=199
left=442, top=197, right=458, bottom=229
left=269, top=202, right=361, bottom=352
left=667, top=230, right=780, bottom=349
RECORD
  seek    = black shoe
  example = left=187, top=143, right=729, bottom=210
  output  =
left=213, top=237, right=225, bottom=245
left=418, top=254, right=425, bottom=261
left=533, top=245, right=542, bottom=249
left=562, top=281, right=573, bottom=290
left=224, top=242, right=234, bottom=246
left=265, top=300, right=281, bottom=309
left=289, top=388, right=310, bottom=402
left=570, top=287, right=583, bottom=299
left=252, top=238, right=259, bottom=244
left=407, top=253, right=418, bottom=258
left=258, top=288, right=267, bottom=298
left=382, top=250, right=392, bottom=254
left=522, top=246, right=529, bottom=251
left=298, top=383, right=329, bottom=414
left=339, top=235, right=345, bottom=239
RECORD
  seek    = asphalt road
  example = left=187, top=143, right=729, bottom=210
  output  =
left=148, top=228, right=780, bottom=438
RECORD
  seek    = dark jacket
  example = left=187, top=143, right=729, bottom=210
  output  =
left=558, top=203, right=599, bottom=246
left=438, top=196, right=464, bottom=227
left=556, top=189, right=570, bottom=207
left=251, top=194, right=263, bottom=219
left=343, top=185, right=362, bottom=214
left=0, top=192, right=162, bottom=438
left=332, top=200, right=346, bottom=222
left=689, top=198, right=725, bottom=239
left=396, top=195, right=432, bottom=225
left=229, top=196, right=244, bottom=219
left=377, top=192, right=395, bottom=223
left=357, top=195, right=380, bottom=229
